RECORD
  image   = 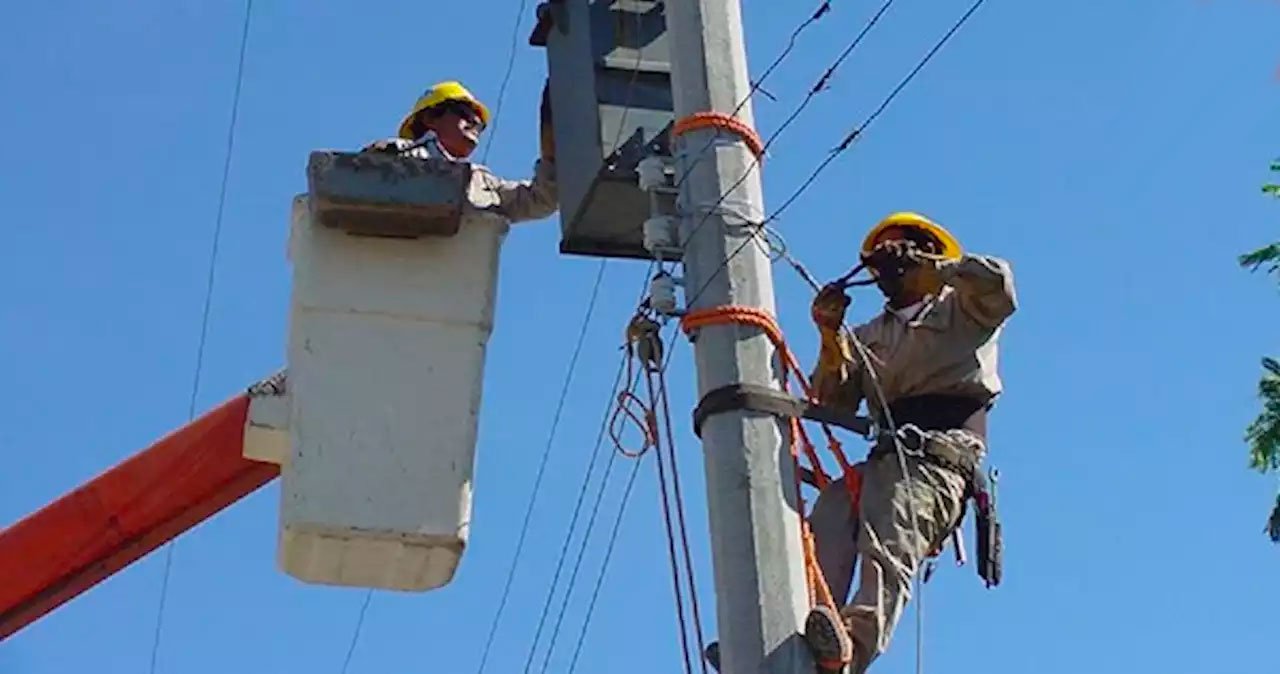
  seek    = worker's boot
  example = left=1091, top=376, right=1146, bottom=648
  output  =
left=803, top=604, right=854, bottom=673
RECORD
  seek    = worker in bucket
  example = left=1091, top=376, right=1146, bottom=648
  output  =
left=363, top=80, right=558, bottom=223
left=800, top=211, right=1016, bottom=673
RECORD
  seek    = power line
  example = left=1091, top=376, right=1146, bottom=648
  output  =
left=339, top=590, right=374, bottom=674
left=522, top=353, right=634, bottom=673
left=509, top=8, right=659, bottom=666
left=565, top=456, right=647, bottom=674
left=149, top=2, right=253, bottom=671
left=474, top=258, right=611, bottom=673
left=767, top=0, right=990, bottom=223
left=673, top=0, right=902, bottom=258
left=673, top=0, right=835, bottom=192
left=480, top=0, right=534, bottom=164
left=685, top=0, right=991, bottom=309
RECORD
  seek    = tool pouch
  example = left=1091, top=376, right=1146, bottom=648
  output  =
left=973, top=469, right=1002, bottom=588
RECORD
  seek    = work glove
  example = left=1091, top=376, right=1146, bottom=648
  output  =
left=539, top=80, right=555, bottom=161
left=811, top=283, right=852, bottom=331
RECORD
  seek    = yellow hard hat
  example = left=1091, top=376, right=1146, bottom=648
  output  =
left=397, top=81, right=492, bottom=140
left=861, top=211, right=962, bottom=259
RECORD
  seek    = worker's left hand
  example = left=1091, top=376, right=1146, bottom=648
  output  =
left=811, top=283, right=852, bottom=330
left=539, top=80, right=555, bottom=161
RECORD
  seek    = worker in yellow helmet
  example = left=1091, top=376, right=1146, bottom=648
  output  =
left=799, top=212, right=1017, bottom=673
left=363, top=80, right=559, bottom=224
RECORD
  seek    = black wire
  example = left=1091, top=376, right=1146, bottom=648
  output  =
left=521, top=355, right=635, bottom=673
left=475, top=258, right=610, bottom=673
left=673, top=1, right=834, bottom=192
left=339, top=590, right=374, bottom=674
left=480, top=0, right=534, bottom=164
left=673, top=0, right=900, bottom=257
left=531, top=365, right=643, bottom=673
left=149, top=2, right=253, bottom=671
left=768, top=0, right=990, bottom=224
left=564, top=456, right=647, bottom=674
left=685, top=0, right=991, bottom=307
left=497, top=8, right=654, bottom=657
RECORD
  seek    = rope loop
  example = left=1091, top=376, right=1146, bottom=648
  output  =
left=672, top=111, right=766, bottom=160
left=609, top=389, right=656, bottom=458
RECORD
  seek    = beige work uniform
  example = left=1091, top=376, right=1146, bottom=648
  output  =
left=373, top=137, right=560, bottom=224
left=808, top=253, right=1016, bottom=674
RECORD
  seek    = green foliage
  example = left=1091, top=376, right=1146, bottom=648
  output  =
left=1244, top=357, right=1280, bottom=474
left=1241, top=158, right=1280, bottom=542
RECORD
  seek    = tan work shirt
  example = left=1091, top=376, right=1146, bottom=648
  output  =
left=371, top=137, right=559, bottom=225
left=811, top=253, right=1017, bottom=422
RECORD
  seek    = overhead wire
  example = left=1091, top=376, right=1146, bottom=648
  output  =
left=475, top=257, right=613, bottom=673
left=507, top=8, right=662, bottom=669
left=480, top=0, right=534, bottom=164
left=684, top=0, right=991, bottom=311
left=339, top=590, right=374, bottom=674
left=672, top=0, right=903, bottom=283
left=767, top=0, right=990, bottom=223
left=148, top=2, right=254, bottom=672
left=534, top=354, right=646, bottom=673
left=646, top=334, right=709, bottom=674
left=564, top=454, right=647, bottom=674
left=672, top=0, right=835, bottom=192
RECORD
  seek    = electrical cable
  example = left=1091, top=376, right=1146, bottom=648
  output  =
left=480, top=0, right=534, bottom=164
left=475, top=258, right=612, bottom=673
left=148, top=2, right=253, bottom=671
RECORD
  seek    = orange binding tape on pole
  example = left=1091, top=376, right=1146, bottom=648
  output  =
left=672, top=111, right=766, bottom=160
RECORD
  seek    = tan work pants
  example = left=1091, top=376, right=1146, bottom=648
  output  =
left=808, top=430, right=979, bottom=673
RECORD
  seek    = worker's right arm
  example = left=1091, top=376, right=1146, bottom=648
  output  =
left=480, top=158, right=559, bottom=223
left=478, top=81, right=560, bottom=224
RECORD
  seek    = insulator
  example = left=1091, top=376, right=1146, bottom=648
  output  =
left=649, top=273, right=679, bottom=316
left=637, top=156, right=667, bottom=191
left=643, top=216, right=678, bottom=255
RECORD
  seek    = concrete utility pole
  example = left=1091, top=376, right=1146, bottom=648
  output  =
left=667, top=1, right=815, bottom=672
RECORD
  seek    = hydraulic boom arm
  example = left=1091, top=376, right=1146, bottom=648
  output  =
left=0, top=394, right=279, bottom=640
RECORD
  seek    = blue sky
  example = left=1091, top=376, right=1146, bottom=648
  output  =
left=2, top=1, right=1279, bottom=672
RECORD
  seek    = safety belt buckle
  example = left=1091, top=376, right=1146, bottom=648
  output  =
left=888, top=423, right=928, bottom=455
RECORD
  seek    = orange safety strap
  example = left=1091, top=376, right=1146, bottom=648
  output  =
left=671, top=111, right=766, bottom=160
left=680, top=305, right=862, bottom=612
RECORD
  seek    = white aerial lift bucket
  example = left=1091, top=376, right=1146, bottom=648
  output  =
left=269, top=151, right=506, bottom=591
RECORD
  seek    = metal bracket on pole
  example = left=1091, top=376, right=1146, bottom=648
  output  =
left=691, top=383, right=873, bottom=438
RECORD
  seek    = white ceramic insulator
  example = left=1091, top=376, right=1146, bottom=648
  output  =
left=637, top=156, right=667, bottom=191
left=650, top=274, right=679, bottom=316
left=643, top=216, right=677, bottom=255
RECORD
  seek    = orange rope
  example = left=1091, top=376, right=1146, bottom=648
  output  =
left=672, top=111, right=766, bottom=160
left=679, top=305, right=862, bottom=613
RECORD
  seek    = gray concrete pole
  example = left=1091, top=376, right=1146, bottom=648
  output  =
left=666, top=1, right=815, bottom=672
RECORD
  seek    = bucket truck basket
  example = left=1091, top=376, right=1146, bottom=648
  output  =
left=271, top=150, right=503, bottom=592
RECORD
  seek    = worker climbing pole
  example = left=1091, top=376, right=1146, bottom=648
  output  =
left=637, top=2, right=1015, bottom=673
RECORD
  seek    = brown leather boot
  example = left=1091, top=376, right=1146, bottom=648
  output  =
left=803, top=604, right=854, bottom=673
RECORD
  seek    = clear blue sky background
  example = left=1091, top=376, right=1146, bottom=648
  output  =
left=2, top=1, right=1278, bottom=672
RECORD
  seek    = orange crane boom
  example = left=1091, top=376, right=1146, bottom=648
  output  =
left=0, top=394, right=280, bottom=640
